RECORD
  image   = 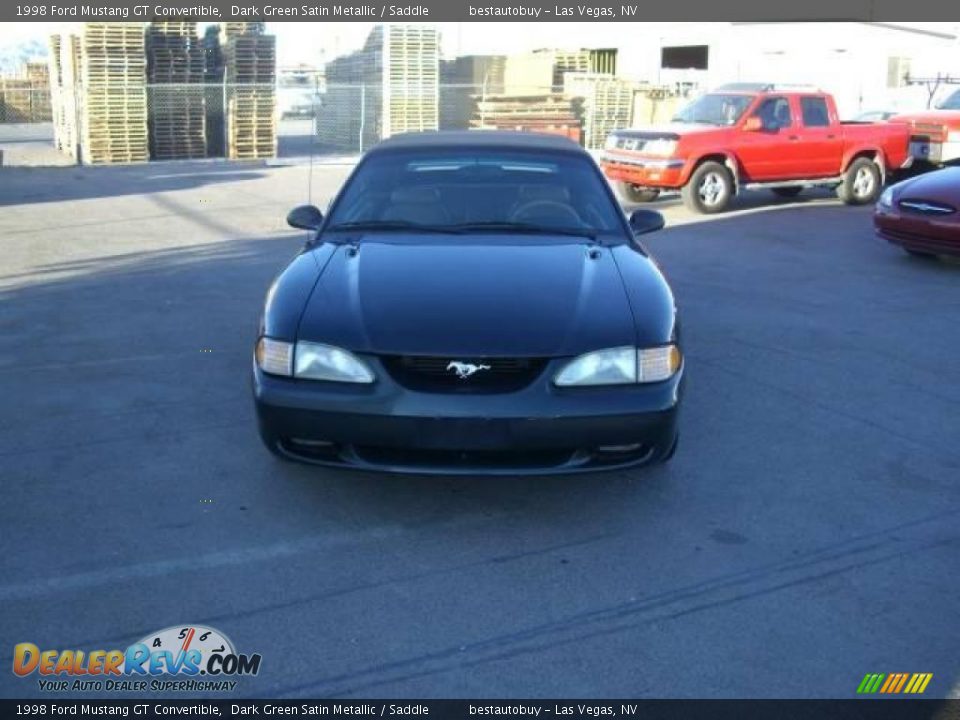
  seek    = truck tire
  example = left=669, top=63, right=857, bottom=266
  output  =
left=772, top=187, right=803, bottom=198
left=618, top=183, right=660, bottom=203
left=837, top=157, right=882, bottom=205
left=681, top=161, right=733, bottom=214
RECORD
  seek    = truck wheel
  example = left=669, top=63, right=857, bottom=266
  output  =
left=772, top=187, right=803, bottom=198
left=681, top=161, right=733, bottom=214
left=838, top=158, right=881, bottom=205
left=618, top=183, right=660, bottom=203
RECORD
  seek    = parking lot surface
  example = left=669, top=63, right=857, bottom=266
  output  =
left=1, top=160, right=958, bottom=698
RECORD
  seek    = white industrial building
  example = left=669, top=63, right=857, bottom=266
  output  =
left=615, top=22, right=960, bottom=117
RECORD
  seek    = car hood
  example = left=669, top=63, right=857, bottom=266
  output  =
left=614, top=122, right=722, bottom=141
left=297, top=235, right=639, bottom=357
left=895, top=167, right=960, bottom=207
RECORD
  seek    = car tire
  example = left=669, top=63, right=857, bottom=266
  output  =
left=618, top=182, right=660, bottom=203
left=771, top=187, right=803, bottom=198
left=681, top=161, right=733, bottom=214
left=837, top=157, right=882, bottom=205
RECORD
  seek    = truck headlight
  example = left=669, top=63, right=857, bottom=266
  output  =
left=554, top=345, right=681, bottom=387
left=643, top=139, right=678, bottom=157
left=294, top=342, right=375, bottom=383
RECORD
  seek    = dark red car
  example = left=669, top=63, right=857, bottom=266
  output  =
left=874, top=167, right=960, bottom=258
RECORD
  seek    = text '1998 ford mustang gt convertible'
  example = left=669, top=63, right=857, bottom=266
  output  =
left=252, top=131, right=684, bottom=475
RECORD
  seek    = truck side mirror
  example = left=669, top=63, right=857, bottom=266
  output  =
left=743, top=116, right=763, bottom=132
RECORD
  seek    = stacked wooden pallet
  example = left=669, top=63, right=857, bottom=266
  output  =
left=0, top=61, right=52, bottom=123
left=55, top=33, right=82, bottom=160
left=220, top=22, right=266, bottom=45
left=202, top=25, right=225, bottom=157
left=48, top=34, right=65, bottom=148
left=563, top=73, right=637, bottom=150
left=146, top=21, right=206, bottom=160
left=471, top=93, right=582, bottom=144
left=382, top=25, right=439, bottom=139
left=80, top=23, right=148, bottom=164
left=223, top=24, right=276, bottom=159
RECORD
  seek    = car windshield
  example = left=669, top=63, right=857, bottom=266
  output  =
left=325, top=147, right=625, bottom=240
left=672, top=93, right=754, bottom=126
left=938, top=89, right=960, bottom=110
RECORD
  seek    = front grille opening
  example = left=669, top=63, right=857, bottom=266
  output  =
left=350, top=445, right=577, bottom=470
left=381, top=355, right=547, bottom=393
left=280, top=438, right=342, bottom=462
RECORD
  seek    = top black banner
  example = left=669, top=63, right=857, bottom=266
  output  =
left=3, top=0, right=960, bottom=22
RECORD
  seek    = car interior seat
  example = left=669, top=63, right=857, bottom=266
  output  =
left=381, top=186, right=450, bottom=225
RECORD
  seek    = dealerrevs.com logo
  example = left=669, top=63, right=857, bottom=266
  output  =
left=13, top=625, right=261, bottom=693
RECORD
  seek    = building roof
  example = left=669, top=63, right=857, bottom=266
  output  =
left=369, top=130, right=586, bottom=155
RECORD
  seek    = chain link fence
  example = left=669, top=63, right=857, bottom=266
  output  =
left=2, top=79, right=686, bottom=166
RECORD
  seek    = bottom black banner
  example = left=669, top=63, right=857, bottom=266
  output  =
left=1, top=700, right=958, bottom=720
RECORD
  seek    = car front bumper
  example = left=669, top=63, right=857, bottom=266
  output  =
left=252, top=358, right=683, bottom=475
left=874, top=209, right=960, bottom=257
left=600, top=155, right=687, bottom=189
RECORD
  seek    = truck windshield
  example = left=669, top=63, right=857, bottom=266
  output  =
left=325, top=148, right=625, bottom=240
left=673, top=93, right=754, bottom=126
left=938, top=90, right=960, bottom=110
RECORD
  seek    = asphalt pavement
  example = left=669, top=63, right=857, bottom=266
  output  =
left=1, top=160, right=958, bottom=699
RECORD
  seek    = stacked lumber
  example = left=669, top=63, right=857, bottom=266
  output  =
left=79, top=23, right=148, bottom=164
left=223, top=24, right=276, bottom=159
left=472, top=93, right=582, bottom=143
left=146, top=21, right=206, bottom=160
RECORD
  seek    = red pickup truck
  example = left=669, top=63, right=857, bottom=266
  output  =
left=601, top=84, right=913, bottom=214
left=889, top=88, right=960, bottom=167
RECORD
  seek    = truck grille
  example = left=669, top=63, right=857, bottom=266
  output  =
left=381, top=356, right=547, bottom=393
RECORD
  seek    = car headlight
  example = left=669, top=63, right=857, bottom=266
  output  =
left=294, top=341, right=375, bottom=383
left=554, top=345, right=681, bottom=387
left=255, top=338, right=375, bottom=383
left=643, top=139, right=678, bottom=157
left=604, top=134, right=620, bottom=151
left=878, top=186, right=894, bottom=209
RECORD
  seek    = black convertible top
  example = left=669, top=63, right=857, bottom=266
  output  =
left=368, top=130, right=586, bottom=156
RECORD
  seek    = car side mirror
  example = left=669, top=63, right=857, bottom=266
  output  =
left=287, top=204, right=323, bottom=231
left=743, top=116, right=763, bottom=132
left=628, top=209, right=665, bottom=236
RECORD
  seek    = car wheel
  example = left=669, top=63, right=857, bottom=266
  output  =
left=618, top=182, right=660, bottom=203
left=838, top=158, right=881, bottom=205
left=772, top=187, right=803, bottom=198
left=681, top=161, right=733, bottom=214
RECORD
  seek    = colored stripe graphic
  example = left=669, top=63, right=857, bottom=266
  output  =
left=857, top=673, right=932, bottom=695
